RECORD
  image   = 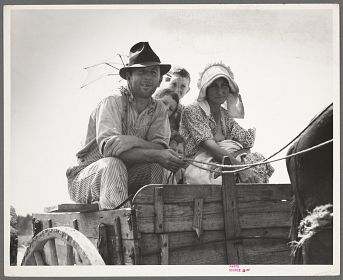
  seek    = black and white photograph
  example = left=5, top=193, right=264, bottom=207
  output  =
left=4, top=3, right=340, bottom=277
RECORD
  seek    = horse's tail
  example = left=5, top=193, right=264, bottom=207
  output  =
left=288, top=196, right=304, bottom=263
left=286, top=142, right=305, bottom=264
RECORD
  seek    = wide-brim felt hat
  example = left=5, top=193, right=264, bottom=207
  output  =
left=119, top=42, right=171, bottom=79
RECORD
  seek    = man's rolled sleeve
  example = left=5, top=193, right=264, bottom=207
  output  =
left=146, top=104, right=171, bottom=149
left=95, top=96, right=123, bottom=156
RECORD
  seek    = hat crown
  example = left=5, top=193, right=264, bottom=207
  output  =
left=119, top=42, right=171, bottom=80
left=198, top=63, right=234, bottom=90
left=128, top=42, right=161, bottom=66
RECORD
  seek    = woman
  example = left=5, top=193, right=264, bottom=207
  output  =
left=180, top=62, right=274, bottom=184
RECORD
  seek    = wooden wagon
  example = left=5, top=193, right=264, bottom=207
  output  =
left=21, top=158, right=292, bottom=266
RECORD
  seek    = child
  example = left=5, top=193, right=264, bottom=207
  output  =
left=160, top=66, right=191, bottom=100
left=154, top=88, right=179, bottom=119
left=154, top=87, right=185, bottom=184
left=157, top=66, right=191, bottom=149
left=157, top=66, right=191, bottom=184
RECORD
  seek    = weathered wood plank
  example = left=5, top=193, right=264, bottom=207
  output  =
left=222, top=156, right=244, bottom=264
left=140, top=234, right=291, bottom=265
left=141, top=240, right=228, bottom=265
left=240, top=211, right=291, bottom=229
left=139, top=231, right=225, bottom=256
left=135, top=202, right=291, bottom=233
left=132, top=184, right=291, bottom=205
left=114, top=217, right=124, bottom=265
left=242, top=239, right=292, bottom=264
left=34, top=209, right=135, bottom=240
left=44, top=203, right=99, bottom=213
left=154, top=187, right=164, bottom=233
left=138, top=227, right=290, bottom=257
left=238, top=200, right=291, bottom=213
left=192, top=198, right=203, bottom=238
left=160, top=234, right=169, bottom=265
left=241, top=227, right=290, bottom=239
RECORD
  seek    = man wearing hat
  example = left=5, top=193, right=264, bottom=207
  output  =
left=66, top=42, right=186, bottom=209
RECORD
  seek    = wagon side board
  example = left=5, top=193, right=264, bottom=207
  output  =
left=132, top=180, right=292, bottom=265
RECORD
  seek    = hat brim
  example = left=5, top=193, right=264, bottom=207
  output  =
left=119, top=63, right=171, bottom=80
left=197, top=73, right=239, bottom=102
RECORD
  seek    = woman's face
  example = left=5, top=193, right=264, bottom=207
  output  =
left=161, top=95, right=178, bottom=117
left=206, top=77, right=232, bottom=105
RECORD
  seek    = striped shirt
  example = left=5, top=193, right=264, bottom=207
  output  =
left=66, top=86, right=170, bottom=179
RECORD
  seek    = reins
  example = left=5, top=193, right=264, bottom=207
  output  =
left=181, top=103, right=333, bottom=175
left=183, top=139, right=333, bottom=174
left=262, top=103, right=333, bottom=161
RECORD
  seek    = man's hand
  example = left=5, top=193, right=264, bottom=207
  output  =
left=107, top=135, right=143, bottom=156
left=237, top=168, right=261, bottom=184
left=156, top=149, right=187, bottom=173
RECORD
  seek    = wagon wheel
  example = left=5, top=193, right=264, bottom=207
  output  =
left=21, top=226, right=105, bottom=266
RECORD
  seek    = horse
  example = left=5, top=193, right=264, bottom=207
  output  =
left=286, top=103, right=333, bottom=264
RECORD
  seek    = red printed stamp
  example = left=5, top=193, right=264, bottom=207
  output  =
left=228, top=264, right=251, bottom=273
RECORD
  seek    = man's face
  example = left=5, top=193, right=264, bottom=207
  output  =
left=127, top=66, right=162, bottom=98
left=163, top=74, right=190, bottom=99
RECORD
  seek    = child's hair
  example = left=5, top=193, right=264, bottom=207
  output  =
left=165, top=66, right=191, bottom=82
left=154, top=88, right=180, bottom=116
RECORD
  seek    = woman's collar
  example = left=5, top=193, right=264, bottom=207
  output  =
left=197, top=100, right=226, bottom=117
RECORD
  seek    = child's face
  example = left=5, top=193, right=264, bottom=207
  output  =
left=161, top=95, right=178, bottom=117
left=164, top=74, right=190, bottom=100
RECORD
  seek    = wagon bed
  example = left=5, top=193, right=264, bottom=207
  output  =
left=22, top=162, right=292, bottom=265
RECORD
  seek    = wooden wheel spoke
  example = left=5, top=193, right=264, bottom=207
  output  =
left=74, top=249, right=83, bottom=265
left=66, top=244, right=74, bottom=265
left=21, top=226, right=105, bottom=266
left=47, top=239, right=59, bottom=265
left=33, top=251, right=45, bottom=265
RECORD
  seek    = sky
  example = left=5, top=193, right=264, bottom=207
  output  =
left=5, top=4, right=339, bottom=216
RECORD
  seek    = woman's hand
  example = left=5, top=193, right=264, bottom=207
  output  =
left=237, top=168, right=261, bottom=183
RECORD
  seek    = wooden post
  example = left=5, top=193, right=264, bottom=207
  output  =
left=97, top=223, right=109, bottom=264
left=154, top=187, right=164, bottom=233
left=114, top=217, right=124, bottom=265
left=47, top=219, right=59, bottom=265
left=160, top=234, right=169, bottom=265
left=32, top=219, right=42, bottom=237
left=192, top=198, right=204, bottom=238
left=73, top=219, right=82, bottom=264
left=222, top=156, right=244, bottom=264
left=154, top=187, right=169, bottom=265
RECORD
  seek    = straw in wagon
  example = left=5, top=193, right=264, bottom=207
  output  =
left=66, top=42, right=186, bottom=210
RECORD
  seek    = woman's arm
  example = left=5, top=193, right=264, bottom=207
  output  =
left=200, top=139, right=260, bottom=183
left=200, top=139, right=241, bottom=164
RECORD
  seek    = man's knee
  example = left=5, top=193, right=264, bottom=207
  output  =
left=97, top=157, right=127, bottom=175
